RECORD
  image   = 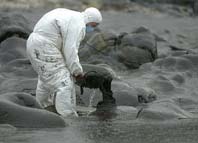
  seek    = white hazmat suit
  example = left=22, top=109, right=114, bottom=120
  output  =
left=26, top=8, right=102, bottom=117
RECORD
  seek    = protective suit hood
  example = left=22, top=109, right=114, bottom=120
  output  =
left=82, top=7, right=102, bottom=24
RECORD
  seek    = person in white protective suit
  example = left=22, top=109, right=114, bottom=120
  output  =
left=26, top=7, right=102, bottom=117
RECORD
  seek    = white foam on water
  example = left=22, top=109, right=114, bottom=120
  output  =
left=88, top=89, right=97, bottom=107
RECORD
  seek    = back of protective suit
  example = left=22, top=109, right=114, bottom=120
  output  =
left=33, top=8, right=83, bottom=51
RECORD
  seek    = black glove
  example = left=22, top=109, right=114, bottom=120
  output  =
left=74, top=74, right=85, bottom=86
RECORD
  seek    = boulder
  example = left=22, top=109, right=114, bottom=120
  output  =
left=0, top=13, right=31, bottom=43
left=193, top=0, right=198, bottom=15
left=0, top=58, right=37, bottom=78
left=153, top=56, right=195, bottom=72
left=80, top=27, right=158, bottom=70
left=0, top=92, right=66, bottom=128
left=137, top=99, right=194, bottom=120
left=0, top=124, right=16, bottom=138
left=136, top=87, right=157, bottom=103
left=80, top=0, right=131, bottom=10
left=131, top=0, right=194, bottom=5
left=81, top=0, right=103, bottom=9
left=111, top=80, right=139, bottom=106
left=102, top=0, right=131, bottom=10
left=79, top=31, right=117, bottom=65
left=0, top=37, right=27, bottom=64
left=116, top=27, right=157, bottom=69
left=0, top=78, right=37, bottom=95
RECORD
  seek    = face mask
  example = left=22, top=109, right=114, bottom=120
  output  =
left=86, top=25, right=95, bottom=33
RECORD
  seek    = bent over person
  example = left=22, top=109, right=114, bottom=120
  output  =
left=26, top=7, right=102, bottom=117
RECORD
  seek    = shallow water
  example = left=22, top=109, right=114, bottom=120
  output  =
left=89, top=90, right=97, bottom=107
left=2, top=117, right=198, bottom=143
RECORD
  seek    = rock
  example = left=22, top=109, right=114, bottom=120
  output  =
left=193, top=0, right=198, bottom=15
left=62, top=0, right=83, bottom=10
left=172, top=96, right=198, bottom=112
left=132, top=0, right=194, bottom=6
left=137, top=99, right=194, bottom=120
left=157, top=4, right=193, bottom=17
left=183, top=54, right=198, bottom=67
left=81, top=0, right=103, bottom=9
left=0, top=78, right=37, bottom=95
left=136, top=87, right=157, bottom=103
left=0, top=92, right=41, bottom=108
left=0, top=37, right=27, bottom=64
left=0, top=13, right=31, bottom=43
left=0, top=92, right=66, bottom=128
left=132, top=26, right=151, bottom=34
left=116, top=45, right=154, bottom=69
left=171, top=73, right=185, bottom=84
left=79, top=31, right=117, bottom=62
left=111, top=80, right=139, bottom=106
left=102, top=0, right=131, bottom=10
left=0, top=58, right=37, bottom=78
left=130, top=27, right=158, bottom=60
left=81, top=0, right=131, bottom=10
left=116, top=27, right=157, bottom=69
left=79, top=30, right=124, bottom=70
left=148, top=76, right=177, bottom=94
left=0, top=124, right=17, bottom=138
left=153, top=56, right=195, bottom=72
left=80, top=27, right=158, bottom=70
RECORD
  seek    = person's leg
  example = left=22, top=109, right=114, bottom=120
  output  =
left=36, top=76, right=54, bottom=108
left=54, top=74, right=78, bottom=117
left=27, top=33, right=77, bottom=116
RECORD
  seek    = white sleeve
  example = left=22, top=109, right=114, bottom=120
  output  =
left=57, top=17, right=85, bottom=76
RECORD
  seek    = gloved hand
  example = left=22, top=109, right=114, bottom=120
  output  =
left=74, top=73, right=85, bottom=86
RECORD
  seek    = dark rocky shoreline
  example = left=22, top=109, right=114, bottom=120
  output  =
left=0, top=0, right=198, bottom=142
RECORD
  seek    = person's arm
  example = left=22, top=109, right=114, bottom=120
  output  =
left=57, top=16, right=85, bottom=76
